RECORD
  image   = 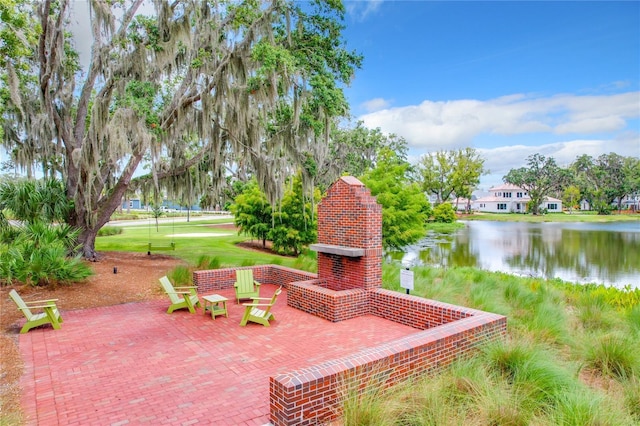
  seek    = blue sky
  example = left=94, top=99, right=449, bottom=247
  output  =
left=340, top=1, right=640, bottom=188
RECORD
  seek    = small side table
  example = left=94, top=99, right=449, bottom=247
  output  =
left=202, top=294, right=228, bottom=320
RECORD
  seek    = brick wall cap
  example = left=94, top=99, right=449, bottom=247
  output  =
left=340, top=176, right=364, bottom=186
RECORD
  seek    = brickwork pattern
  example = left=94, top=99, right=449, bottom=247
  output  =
left=193, top=265, right=316, bottom=294
left=371, top=289, right=474, bottom=329
left=266, top=176, right=507, bottom=425
left=286, top=281, right=370, bottom=322
left=270, top=307, right=507, bottom=425
left=192, top=176, right=507, bottom=425
left=315, top=177, right=383, bottom=291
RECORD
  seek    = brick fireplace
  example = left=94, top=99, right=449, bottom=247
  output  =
left=193, top=176, right=507, bottom=426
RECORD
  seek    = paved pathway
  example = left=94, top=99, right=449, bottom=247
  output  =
left=18, top=285, right=416, bottom=425
left=106, top=214, right=233, bottom=228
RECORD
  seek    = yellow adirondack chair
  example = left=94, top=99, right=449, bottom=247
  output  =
left=234, top=269, right=261, bottom=304
left=239, top=286, right=282, bottom=327
left=9, top=289, right=63, bottom=333
left=159, top=276, right=200, bottom=314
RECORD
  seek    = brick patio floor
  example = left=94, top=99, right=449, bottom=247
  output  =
left=17, top=285, right=417, bottom=425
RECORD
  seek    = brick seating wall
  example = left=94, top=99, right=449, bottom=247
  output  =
left=197, top=266, right=508, bottom=425
left=270, top=283, right=507, bottom=425
left=270, top=309, right=507, bottom=425
left=193, top=265, right=316, bottom=294
left=370, top=289, right=474, bottom=329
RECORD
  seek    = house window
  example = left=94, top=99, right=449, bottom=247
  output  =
left=497, top=203, right=507, bottom=210
left=129, top=201, right=134, bottom=208
left=516, top=192, right=523, bottom=198
left=547, top=203, right=558, bottom=210
left=504, top=192, right=512, bottom=198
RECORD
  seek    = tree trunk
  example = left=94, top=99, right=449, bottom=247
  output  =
left=69, top=150, right=144, bottom=259
left=78, top=227, right=99, bottom=260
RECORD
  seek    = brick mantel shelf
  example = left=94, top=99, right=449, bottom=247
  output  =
left=309, top=243, right=365, bottom=257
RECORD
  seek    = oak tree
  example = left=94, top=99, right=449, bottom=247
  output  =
left=417, top=148, right=486, bottom=206
left=2, top=0, right=361, bottom=258
left=504, top=153, right=566, bottom=215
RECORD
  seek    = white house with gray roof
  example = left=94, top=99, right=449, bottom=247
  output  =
left=472, top=183, right=562, bottom=213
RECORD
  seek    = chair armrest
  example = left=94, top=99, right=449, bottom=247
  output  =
left=242, top=303, right=272, bottom=307
left=19, top=305, right=57, bottom=310
left=174, top=286, right=197, bottom=290
left=25, top=299, right=58, bottom=304
left=250, top=297, right=273, bottom=301
left=166, top=291, right=194, bottom=296
left=253, top=281, right=261, bottom=286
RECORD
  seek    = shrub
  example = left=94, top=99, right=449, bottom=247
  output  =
left=97, top=226, right=123, bottom=236
left=432, top=203, right=456, bottom=223
left=0, top=222, right=93, bottom=286
left=338, top=365, right=391, bottom=426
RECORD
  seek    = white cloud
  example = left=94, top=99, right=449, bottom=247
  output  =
left=477, top=133, right=640, bottom=188
left=346, top=0, right=384, bottom=22
left=361, top=97, right=391, bottom=113
left=358, top=92, right=640, bottom=151
left=380, top=91, right=640, bottom=189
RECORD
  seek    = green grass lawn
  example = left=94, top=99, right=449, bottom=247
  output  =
left=462, top=211, right=640, bottom=223
left=96, top=218, right=317, bottom=272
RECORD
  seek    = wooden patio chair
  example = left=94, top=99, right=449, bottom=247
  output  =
left=233, top=269, right=261, bottom=304
left=159, top=276, right=200, bottom=314
left=8, top=289, right=63, bottom=334
left=239, top=286, right=282, bottom=327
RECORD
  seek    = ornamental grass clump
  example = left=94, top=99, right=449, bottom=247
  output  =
left=168, top=265, right=192, bottom=286
left=622, top=377, right=640, bottom=422
left=196, top=255, right=221, bottom=270
left=338, top=365, right=394, bottom=426
left=627, top=306, right=640, bottom=335
left=551, top=389, right=634, bottom=426
left=584, top=333, right=640, bottom=380
left=575, top=293, right=620, bottom=332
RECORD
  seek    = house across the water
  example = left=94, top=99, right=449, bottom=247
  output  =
left=473, top=183, right=562, bottom=213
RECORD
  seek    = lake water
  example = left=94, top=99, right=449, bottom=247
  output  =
left=390, top=221, right=640, bottom=289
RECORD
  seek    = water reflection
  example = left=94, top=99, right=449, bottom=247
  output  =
left=389, top=221, right=640, bottom=288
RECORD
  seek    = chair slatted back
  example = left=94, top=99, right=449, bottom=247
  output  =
left=235, top=269, right=256, bottom=292
left=262, top=287, right=282, bottom=317
left=159, top=276, right=181, bottom=304
left=9, top=289, right=34, bottom=320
